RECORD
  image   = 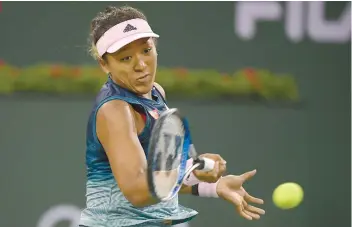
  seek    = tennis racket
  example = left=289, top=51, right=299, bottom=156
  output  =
left=147, top=108, right=215, bottom=201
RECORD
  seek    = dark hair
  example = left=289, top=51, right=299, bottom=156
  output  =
left=88, top=5, right=148, bottom=59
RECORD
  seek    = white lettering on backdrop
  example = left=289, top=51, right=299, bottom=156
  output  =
left=235, top=2, right=351, bottom=43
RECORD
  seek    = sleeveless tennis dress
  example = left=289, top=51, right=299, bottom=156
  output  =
left=79, top=76, right=197, bottom=227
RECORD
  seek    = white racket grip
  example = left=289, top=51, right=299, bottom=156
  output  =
left=183, top=158, right=201, bottom=186
left=202, top=157, right=215, bottom=172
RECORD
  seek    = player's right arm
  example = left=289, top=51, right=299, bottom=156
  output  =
left=96, top=99, right=157, bottom=207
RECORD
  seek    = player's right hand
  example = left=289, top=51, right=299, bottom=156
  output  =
left=193, top=153, right=227, bottom=183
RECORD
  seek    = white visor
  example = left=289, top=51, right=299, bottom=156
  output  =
left=96, top=18, right=159, bottom=57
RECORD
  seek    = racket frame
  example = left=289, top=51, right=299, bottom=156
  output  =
left=147, top=108, right=214, bottom=202
left=147, top=108, right=189, bottom=201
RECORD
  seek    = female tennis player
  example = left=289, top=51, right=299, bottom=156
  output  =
left=79, top=5, right=265, bottom=227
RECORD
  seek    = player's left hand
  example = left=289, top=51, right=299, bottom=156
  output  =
left=193, top=153, right=227, bottom=183
left=216, top=170, right=265, bottom=220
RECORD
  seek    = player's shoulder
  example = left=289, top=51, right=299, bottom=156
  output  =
left=154, top=82, right=166, bottom=99
left=98, top=99, right=133, bottom=121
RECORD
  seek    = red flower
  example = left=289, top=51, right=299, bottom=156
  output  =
left=244, top=68, right=261, bottom=90
left=244, top=68, right=255, bottom=76
left=0, top=59, right=5, bottom=68
left=50, top=65, right=63, bottom=78
left=174, top=68, right=188, bottom=78
left=72, top=67, right=82, bottom=77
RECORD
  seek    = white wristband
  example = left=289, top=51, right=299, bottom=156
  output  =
left=183, top=158, right=201, bottom=186
left=198, top=181, right=219, bottom=198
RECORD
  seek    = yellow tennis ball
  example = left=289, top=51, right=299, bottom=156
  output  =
left=272, top=182, right=304, bottom=209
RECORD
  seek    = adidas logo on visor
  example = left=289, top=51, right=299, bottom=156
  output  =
left=123, top=24, right=137, bottom=33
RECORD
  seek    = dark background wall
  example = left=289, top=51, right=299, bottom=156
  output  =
left=0, top=2, right=350, bottom=227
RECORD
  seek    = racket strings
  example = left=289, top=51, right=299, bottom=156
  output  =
left=148, top=108, right=193, bottom=201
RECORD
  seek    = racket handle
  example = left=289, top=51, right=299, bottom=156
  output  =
left=195, top=157, right=215, bottom=172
